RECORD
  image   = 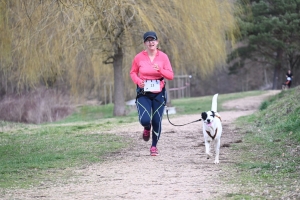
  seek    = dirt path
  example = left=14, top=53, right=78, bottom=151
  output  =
left=2, top=90, right=280, bottom=200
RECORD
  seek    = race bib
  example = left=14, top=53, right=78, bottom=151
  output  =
left=144, top=80, right=160, bottom=92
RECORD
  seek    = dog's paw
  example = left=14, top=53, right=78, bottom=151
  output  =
left=214, top=159, right=220, bottom=164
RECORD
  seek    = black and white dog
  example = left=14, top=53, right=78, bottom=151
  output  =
left=201, top=94, right=222, bottom=164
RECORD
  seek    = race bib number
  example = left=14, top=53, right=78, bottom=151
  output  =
left=144, top=80, right=160, bottom=92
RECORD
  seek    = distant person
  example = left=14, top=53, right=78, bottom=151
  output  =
left=130, top=31, right=174, bottom=156
left=285, top=69, right=293, bottom=88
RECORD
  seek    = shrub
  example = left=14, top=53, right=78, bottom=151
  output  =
left=0, top=88, right=74, bottom=124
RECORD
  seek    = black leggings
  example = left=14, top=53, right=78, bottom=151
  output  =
left=136, top=89, right=166, bottom=147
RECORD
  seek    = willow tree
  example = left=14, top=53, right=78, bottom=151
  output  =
left=0, top=0, right=11, bottom=96
left=0, top=0, right=239, bottom=116
left=0, top=1, right=110, bottom=97
left=62, top=0, right=239, bottom=116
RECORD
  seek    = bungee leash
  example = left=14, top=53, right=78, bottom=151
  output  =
left=166, top=108, right=202, bottom=126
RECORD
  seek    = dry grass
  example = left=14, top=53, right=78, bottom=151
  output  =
left=0, top=87, right=73, bottom=124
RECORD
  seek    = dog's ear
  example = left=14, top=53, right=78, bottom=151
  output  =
left=201, top=112, right=207, bottom=120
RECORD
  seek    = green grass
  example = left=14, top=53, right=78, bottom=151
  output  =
left=223, top=87, right=300, bottom=199
left=56, top=104, right=137, bottom=123
left=172, top=90, right=264, bottom=114
left=61, top=91, right=265, bottom=124
left=0, top=89, right=284, bottom=189
left=0, top=125, right=129, bottom=188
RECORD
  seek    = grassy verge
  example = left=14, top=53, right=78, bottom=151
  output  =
left=0, top=90, right=269, bottom=189
left=0, top=125, right=129, bottom=188
left=55, top=104, right=137, bottom=124
left=223, top=87, right=300, bottom=199
left=172, top=90, right=264, bottom=114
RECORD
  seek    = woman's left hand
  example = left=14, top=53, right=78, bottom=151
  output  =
left=153, top=64, right=160, bottom=71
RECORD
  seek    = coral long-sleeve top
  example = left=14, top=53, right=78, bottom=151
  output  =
left=130, top=50, right=174, bottom=92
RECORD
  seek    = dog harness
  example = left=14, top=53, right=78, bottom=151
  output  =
left=206, top=129, right=218, bottom=140
left=206, top=115, right=222, bottom=140
left=215, top=114, right=222, bottom=121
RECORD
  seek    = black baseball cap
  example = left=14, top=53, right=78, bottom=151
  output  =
left=143, top=31, right=157, bottom=42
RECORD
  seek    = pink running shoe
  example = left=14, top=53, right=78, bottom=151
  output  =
left=143, top=129, right=150, bottom=141
left=150, top=146, right=159, bottom=156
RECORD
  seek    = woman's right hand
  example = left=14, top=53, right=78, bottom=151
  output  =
left=138, top=80, right=144, bottom=88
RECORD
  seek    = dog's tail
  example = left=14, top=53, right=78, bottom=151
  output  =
left=211, top=93, right=218, bottom=112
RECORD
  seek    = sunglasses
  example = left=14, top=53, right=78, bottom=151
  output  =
left=145, top=39, right=157, bottom=43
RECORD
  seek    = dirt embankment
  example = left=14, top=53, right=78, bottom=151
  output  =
left=1, top=90, right=281, bottom=200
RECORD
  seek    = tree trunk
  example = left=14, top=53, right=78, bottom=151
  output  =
left=165, top=80, right=172, bottom=106
left=272, top=48, right=283, bottom=90
left=113, top=47, right=125, bottom=116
